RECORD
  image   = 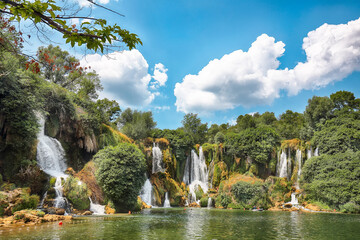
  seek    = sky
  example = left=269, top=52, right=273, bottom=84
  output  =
left=27, top=0, right=360, bottom=129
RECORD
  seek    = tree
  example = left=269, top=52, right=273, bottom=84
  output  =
left=276, top=110, right=304, bottom=139
left=181, top=113, right=208, bottom=144
left=304, top=96, right=334, bottom=129
left=301, top=151, right=360, bottom=211
left=37, top=45, right=103, bottom=100
left=117, top=108, right=156, bottom=140
left=236, top=114, right=256, bottom=130
left=0, top=0, right=142, bottom=53
left=94, top=143, right=146, bottom=212
left=330, top=91, right=360, bottom=112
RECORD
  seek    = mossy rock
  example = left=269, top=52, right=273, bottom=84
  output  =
left=63, top=176, right=90, bottom=210
left=11, top=189, right=39, bottom=213
left=249, top=164, right=259, bottom=176
left=212, top=162, right=228, bottom=188
left=1, top=182, right=16, bottom=191
left=49, top=177, right=56, bottom=188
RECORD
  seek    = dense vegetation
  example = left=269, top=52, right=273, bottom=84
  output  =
left=0, top=9, right=359, bottom=215
left=93, top=143, right=146, bottom=212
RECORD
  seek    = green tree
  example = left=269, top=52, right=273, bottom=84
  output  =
left=236, top=114, right=256, bottom=130
left=276, top=110, right=304, bottom=139
left=117, top=108, right=156, bottom=140
left=0, top=0, right=142, bottom=53
left=301, top=151, right=360, bottom=211
left=94, top=143, right=146, bottom=212
left=330, top=90, right=360, bottom=112
left=181, top=113, right=208, bottom=144
left=304, top=96, right=334, bottom=130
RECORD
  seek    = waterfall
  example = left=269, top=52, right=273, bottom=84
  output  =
left=38, top=191, right=48, bottom=209
left=163, top=192, right=171, bottom=208
left=36, top=115, right=68, bottom=210
left=307, top=146, right=313, bottom=159
left=183, top=147, right=209, bottom=203
left=295, top=149, right=302, bottom=189
left=289, top=193, right=299, bottom=205
left=140, top=179, right=153, bottom=206
left=207, top=197, right=212, bottom=208
left=152, top=143, right=164, bottom=173
left=278, top=150, right=288, bottom=179
left=314, top=147, right=319, bottom=156
left=89, top=197, right=105, bottom=215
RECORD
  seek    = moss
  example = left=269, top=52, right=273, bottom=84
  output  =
left=249, top=164, right=258, bottom=176
left=11, top=189, right=39, bottom=213
left=1, top=182, right=16, bottom=191
left=63, top=176, right=90, bottom=210
left=133, top=196, right=143, bottom=212
left=49, top=177, right=56, bottom=188
left=98, top=124, right=132, bottom=149
left=195, top=185, right=204, bottom=200
left=212, top=162, right=228, bottom=188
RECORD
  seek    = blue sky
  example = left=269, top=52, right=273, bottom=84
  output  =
left=31, top=0, right=360, bottom=129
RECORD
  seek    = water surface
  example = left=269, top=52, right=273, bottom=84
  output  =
left=1, top=208, right=359, bottom=239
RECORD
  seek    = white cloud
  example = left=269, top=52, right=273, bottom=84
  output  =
left=154, top=106, right=171, bottom=112
left=77, top=0, right=110, bottom=7
left=175, top=18, right=360, bottom=114
left=152, top=63, right=168, bottom=87
left=81, top=50, right=159, bottom=107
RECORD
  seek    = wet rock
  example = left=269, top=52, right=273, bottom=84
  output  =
left=82, top=211, right=92, bottom=215
left=188, top=202, right=200, bottom=208
left=56, top=208, right=65, bottom=215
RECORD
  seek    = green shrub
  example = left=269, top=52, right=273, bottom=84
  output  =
left=63, top=176, right=90, bottom=210
left=200, top=196, right=209, bottom=207
left=220, top=193, right=231, bottom=208
left=94, top=143, right=146, bottom=212
left=1, top=182, right=16, bottom=191
left=195, top=185, right=204, bottom=200
left=231, top=181, right=263, bottom=203
left=340, top=202, right=360, bottom=214
left=12, top=191, right=39, bottom=213
left=228, top=202, right=243, bottom=209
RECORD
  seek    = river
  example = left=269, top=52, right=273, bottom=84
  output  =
left=1, top=208, right=359, bottom=239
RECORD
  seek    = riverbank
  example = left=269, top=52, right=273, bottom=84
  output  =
left=0, top=210, right=72, bottom=227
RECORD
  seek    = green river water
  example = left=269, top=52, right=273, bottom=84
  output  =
left=1, top=208, right=359, bottom=239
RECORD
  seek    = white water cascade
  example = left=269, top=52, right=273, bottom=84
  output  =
left=163, top=192, right=171, bottom=208
left=278, top=151, right=288, bottom=179
left=152, top=143, right=164, bottom=173
left=289, top=193, right=299, bottom=206
left=89, top=197, right=105, bottom=215
left=207, top=197, right=212, bottom=208
left=295, top=149, right=302, bottom=189
left=36, top=115, right=68, bottom=209
left=183, top=147, right=209, bottom=203
left=314, top=147, right=319, bottom=157
left=140, top=179, right=153, bottom=206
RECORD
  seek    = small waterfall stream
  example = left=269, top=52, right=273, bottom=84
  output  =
left=140, top=179, right=153, bottom=206
left=152, top=143, right=164, bottom=173
left=163, top=192, right=171, bottom=208
left=89, top=197, right=105, bottom=215
left=183, top=147, right=209, bottom=203
left=278, top=150, right=288, bottom=179
left=36, top=115, right=68, bottom=210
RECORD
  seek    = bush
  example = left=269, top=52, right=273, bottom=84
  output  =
left=200, top=196, right=209, bottom=207
left=340, top=202, right=360, bottom=214
left=12, top=190, right=39, bottom=213
left=63, top=176, right=90, bottom=210
left=220, top=193, right=231, bottom=208
left=301, top=151, right=360, bottom=208
left=231, top=181, right=263, bottom=203
left=94, top=143, right=146, bottom=212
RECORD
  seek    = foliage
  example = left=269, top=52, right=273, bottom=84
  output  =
left=0, top=0, right=142, bottom=53
left=301, top=151, right=360, bottom=208
left=11, top=188, right=39, bottom=213
left=276, top=110, right=305, bottom=139
left=304, top=96, right=333, bottom=130
left=231, top=181, right=263, bottom=204
left=15, top=165, right=47, bottom=195
left=63, top=176, right=90, bottom=210
left=181, top=113, right=208, bottom=144
left=118, top=108, right=156, bottom=140
left=94, top=143, right=146, bottom=212
left=200, top=196, right=209, bottom=207
left=312, top=112, right=360, bottom=155
left=340, top=202, right=360, bottom=214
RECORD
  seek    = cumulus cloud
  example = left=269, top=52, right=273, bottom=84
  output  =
left=77, top=0, right=110, bottom=7
left=81, top=50, right=166, bottom=107
left=152, top=63, right=168, bottom=86
left=175, top=18, right=360, bottom=113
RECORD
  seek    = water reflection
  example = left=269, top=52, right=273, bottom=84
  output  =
left=1, top=209, right=360, bottom=239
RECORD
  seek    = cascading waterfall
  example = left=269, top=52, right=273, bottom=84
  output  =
left=152, top=143, right=164, bottom=173
left=295, top=149, right=302, bottom=189
left=314, top=147, right=319, bottom=156
left=163, top=192, right=171, bottom=208
left=36, top=115, right=68, bottom=209
left=207, top=197, right=212, bottom=208
left=140, top=179, right=153, bottom=206
left=89, top=197, right=105, bottom=215
left=183, top=147, right=209, bottom=203
left=278, top=150, right=288, bottom=179
left=307, top=146, right=313, bottom=159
